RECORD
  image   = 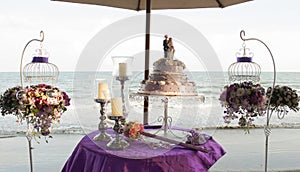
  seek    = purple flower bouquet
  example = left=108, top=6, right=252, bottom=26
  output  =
left=219, top=82, right=266, bottom=131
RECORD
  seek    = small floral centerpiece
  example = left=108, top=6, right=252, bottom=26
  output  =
left=122, top=121, right=208, bottom=152
left=0, top=84, right=70, bottom=140
left=266, top=85, right=299, bottom=115
left=123, top=121, right=144, bottom=139
left=219, top=81, right=266, bottom=130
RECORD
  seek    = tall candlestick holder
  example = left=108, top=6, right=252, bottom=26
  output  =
left=116, top=76, right=129, bottom=124
left=107, top=116, right=129, bottom=150
left=93, top=99, right=112, bottom=142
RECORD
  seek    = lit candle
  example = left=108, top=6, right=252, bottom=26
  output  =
left=119, top=63, right=127, bottom=77
left=111, top=97, right=123, bottom=116
left=97, top=83, right=110, bottom=100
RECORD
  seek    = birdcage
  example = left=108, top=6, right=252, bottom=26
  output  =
left=20, top=31, right=59, bottom=86
left=23, top=47, right=59, bottom=83
left=228, top=43, right=261, bottom=83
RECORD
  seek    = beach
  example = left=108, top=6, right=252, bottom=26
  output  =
left=1, top=128, right=300, bottom=172
left=1, top=0, right=300, bottom=171
left=1, top=72, right=300, bottom=171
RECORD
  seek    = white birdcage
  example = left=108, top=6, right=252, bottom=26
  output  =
left=228, top=43, right=261, bottom=83
left=23, top=47, right=59, bottom=83
left=20, top=31, right=59, bottom=86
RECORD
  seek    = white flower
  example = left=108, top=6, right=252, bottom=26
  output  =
left=236, top=88, right=245, bottom=97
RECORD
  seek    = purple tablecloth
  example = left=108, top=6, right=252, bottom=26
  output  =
left=62, top=129, right=225, bottom=172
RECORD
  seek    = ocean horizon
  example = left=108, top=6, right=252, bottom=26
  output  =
left=1, top=71, right=300, bottom=136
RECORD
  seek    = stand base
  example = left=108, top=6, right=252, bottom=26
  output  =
left=153, top=127, right=184, bottom=139
left=106, top=138, right=129, bottom=150
left=93, top=132, right=111, bottom=142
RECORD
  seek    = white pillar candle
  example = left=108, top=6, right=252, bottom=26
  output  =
left=98, top=83, right=110, bottom=100
left=119, top=63, right=127, bottom=77
left=111, top=97, right=123, bottom=116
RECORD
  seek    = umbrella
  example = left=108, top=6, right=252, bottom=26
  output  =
left=52, top=0, right=253, bottom=124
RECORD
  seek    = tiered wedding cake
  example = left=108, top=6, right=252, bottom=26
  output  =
left=138, top=35, right=198, bottom=96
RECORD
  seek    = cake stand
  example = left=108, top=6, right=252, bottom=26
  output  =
left=130, top=93, right=205, bottom=137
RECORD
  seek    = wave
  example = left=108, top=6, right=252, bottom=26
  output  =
left=1, top=123, right=300, bottom=137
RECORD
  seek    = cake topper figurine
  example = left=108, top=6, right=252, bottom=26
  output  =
left=163, top=35, right=169, bottom=58
left=163, top=35, right=175, bottom=59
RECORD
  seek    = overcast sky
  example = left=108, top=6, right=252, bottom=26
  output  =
left=1, top=0, right=300, bottom=72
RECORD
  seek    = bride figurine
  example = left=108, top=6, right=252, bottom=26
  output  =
left=163, top=35, right=175, bottom=59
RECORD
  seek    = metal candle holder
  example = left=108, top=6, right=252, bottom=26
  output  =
left=93, top=99, right=111, bottom=142
left=116, top=76, right=129, bottom=124
left=106, top=116, right=129, bottom=150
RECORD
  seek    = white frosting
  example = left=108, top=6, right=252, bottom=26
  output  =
left=139, top=57, right=197, bottom=96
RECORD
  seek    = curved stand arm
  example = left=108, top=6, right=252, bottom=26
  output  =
left=20, top=31, right=44, bottom=87
left=20, top=31, right=44, bottom=172
left=240, top=30, right=276, bottom=120
left=240, top=30, right=276, bottom=172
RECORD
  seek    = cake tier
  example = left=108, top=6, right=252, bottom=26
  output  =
left=138, top=57, right=197, bottom=96
left=138, top=81, right=197, bottom=96
left=153, top=58, right=185, bottom=73
left=149, top=72, right=188, bottom=82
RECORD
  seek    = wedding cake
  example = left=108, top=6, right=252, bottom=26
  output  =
left=138, top=35, right=198, bottom=96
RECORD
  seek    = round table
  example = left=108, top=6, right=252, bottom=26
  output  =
left=62, top=129, right=225, bottom=172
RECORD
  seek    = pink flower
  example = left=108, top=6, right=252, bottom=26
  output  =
left=124, top=122, right=144, bottom=139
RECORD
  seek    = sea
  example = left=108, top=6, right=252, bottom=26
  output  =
left=1, top=71, right=300, bottom=136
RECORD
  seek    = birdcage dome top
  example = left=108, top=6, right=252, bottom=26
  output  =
left=23, top=47, right=59, bottom=83
left=228, top=44, right=261, bottom=83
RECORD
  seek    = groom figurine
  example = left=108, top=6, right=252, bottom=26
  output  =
left=163, top=35, right=169, bottom=58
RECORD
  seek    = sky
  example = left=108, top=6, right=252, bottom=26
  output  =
left=1, top=0, right=300, bottom=72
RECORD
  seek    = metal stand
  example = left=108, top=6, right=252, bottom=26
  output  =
left=107, top=116, right=129, bottom=150
left=20, top=31, right=44, bottom=172
left=116, top=76, right=129, bottom=124
left=240, top=30, right=276, bottom=172
left=157, top=97, right=173, bottom=136
left=26, top=127, right=34, bottom=172
left=130, top=93, right=205, bottom=137
left=18, top=31, right=58, bottom=172
left=93, top=99, right=111, bottom=142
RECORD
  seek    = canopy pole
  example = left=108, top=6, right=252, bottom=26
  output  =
left=143, top=0, right=151, bottom=124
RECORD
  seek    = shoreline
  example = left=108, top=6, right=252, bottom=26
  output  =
left=0, top=128, right=299, bottom=171
left=1, top=124, right=300, bottom=136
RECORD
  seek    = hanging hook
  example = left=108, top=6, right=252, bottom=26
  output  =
left=242, top=42, right=246, bottom=56
left=40, top=31, right=45, bottom=42
left=240, top=30, right=246, bottom=41
left=39, top=31, right=45, bottom=49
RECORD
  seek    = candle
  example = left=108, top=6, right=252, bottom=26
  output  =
left=111, top=97, right=123, bottom=116
left=97, top=83, right=110, bottom=100
left=119, top=63, right=127, bottom=77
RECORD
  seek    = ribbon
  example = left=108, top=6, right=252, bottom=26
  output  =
left=32, top=57, right=48, bottom=63
left=237, top=57, right=252, bottom=62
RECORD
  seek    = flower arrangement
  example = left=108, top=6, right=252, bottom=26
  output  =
left=266, top=85, right=299, bottom=113
left=0, top=86, right=24, bottom=116
left=219, top=81, right=266, bottom=129
left=123, top=121, right=144, bottom=139
left=0, top=84, right=70, bottom=140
